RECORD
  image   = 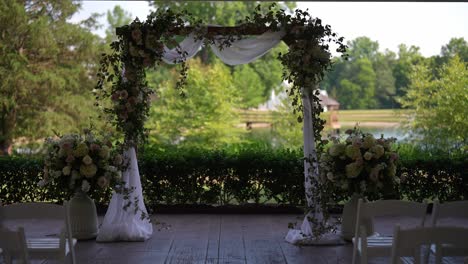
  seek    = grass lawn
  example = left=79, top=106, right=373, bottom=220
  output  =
left=239, top=109, right=409, bottom=126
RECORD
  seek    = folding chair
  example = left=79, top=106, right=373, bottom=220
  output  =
left=0, top=226, right=30, bottom=264
left=0, top=202, right=76, bottom=264
left=429, top=200, right=468, bottom=263
left=352, top=199, right=428, bottom=264
left=391, top=225, right=468, bottom=264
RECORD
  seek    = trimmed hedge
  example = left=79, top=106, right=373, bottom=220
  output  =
left=0, top=148, right=466, bottom=206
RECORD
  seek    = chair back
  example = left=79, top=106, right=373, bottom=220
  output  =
left=0, top=202, right=75, bottom=263
left=355, top=199, right=427, bottom=237
left=391, top=225, right=468, bottom=264
left=0, top=202, right=65, bottom=220
left=431, top=200, right=468, bottom=226
left=0, top=226, right=30, bottom=264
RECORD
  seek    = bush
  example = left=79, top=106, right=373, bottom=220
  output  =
left=1, top=145, right=466, bottom=206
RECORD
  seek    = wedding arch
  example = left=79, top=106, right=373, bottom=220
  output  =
left=95, top=5, right=346, bottom=244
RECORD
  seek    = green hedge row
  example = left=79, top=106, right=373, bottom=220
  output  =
left=0, top=147, right=466, bottom=206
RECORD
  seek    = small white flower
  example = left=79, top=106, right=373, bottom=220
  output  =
left=106, top=165, right=117, bottom=173
left=62, top=166, right=71, bottom=176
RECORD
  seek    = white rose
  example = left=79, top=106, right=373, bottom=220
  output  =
left=62, top=166, right=71, bottom=176
left=82, top=155, right=93, bottom=165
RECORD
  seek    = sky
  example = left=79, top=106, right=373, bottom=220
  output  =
left=70, top=1, right=468, bottom=58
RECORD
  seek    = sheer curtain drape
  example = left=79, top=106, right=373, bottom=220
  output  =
left=284, top=87, right=343, bottom=245
left=97, top=29, right=290, bottom=242
left=97, top=147, right=153, bottom=241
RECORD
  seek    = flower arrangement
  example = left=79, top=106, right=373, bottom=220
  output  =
left=319, top=129, right=400, bottom=199
left=39, top=131, right=125, bottom=194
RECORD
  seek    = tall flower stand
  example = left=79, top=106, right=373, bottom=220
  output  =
left=69, top=191, right=98, bottom=240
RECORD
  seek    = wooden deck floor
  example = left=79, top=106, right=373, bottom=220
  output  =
left=76, top=214, right=352, bottom=264
left=4, top=214, right=466, bottom=264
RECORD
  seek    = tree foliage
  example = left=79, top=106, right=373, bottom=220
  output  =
left=105, top=5, right=133, bottom=43
left=0, top=0, right=104, bottom=155
left=321, top=37, right=427, bottom=109
left=147, top=59, right=243, bottom=148
left=399, top=56, right=468, bottom=152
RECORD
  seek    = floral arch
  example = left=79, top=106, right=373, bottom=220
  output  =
left=95, top=5, right=346, bottom=244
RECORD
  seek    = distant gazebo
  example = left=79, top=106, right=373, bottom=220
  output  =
left=318, top=90, right=341, bottom=130
left=318, top=90, right=340, bottom=112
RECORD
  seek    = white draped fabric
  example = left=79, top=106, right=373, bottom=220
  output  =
left=161, top=33, right=204, bottom=64
left=162, top=29, right=285, bottom=65
left=97, top=29, right=288, bottom=242
left=210, top=30, right=285, bottom=65
left=285, top=87, right=343, bottom=245
left=96, top=147, right=153, bottom=242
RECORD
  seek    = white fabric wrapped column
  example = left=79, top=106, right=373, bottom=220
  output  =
left=285, top=87, right=343, bottom=245
left=96, top=147, right=152, bottom=242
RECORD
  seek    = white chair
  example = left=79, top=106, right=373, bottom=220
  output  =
left=352, top=199, right=428, bottom=264
left=0, top=226, right=30, bottom=264
left=429, top=200, right=468, bottom=263
left=391, top=225, right=468, bottom=264
left=0, top=202, right=76, bottom=264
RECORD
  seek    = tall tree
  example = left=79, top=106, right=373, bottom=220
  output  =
left=399, top=56, right=468, bottom=152
left=347, top=37, right=379, bottom=61
left=321, top=37, right=396, bottom=109
left=392, top=44, right=425, bottom=106
left=441, top=37, right=468, bottom=62
left=374, top=51, right=397, bottom=108
left=430, top=38, right=468, bottom=77
left=0, top=0, right=103, bottom=155
left=105, top=5, right=132, bottom=43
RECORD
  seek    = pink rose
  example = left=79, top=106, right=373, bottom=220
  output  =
left=62, top=142, right=72, bottom=150
left=131, top=29, right=142, bottom=44
left=90, top=143, right=101, bottom=152
left=97, top=176, right=109, bottom=188
left=120, top=90, right=128, bottom=100
left=65, top=155, right=75, bottom=163
left=128, top=96, right=138, bottom=105
left=111, top=92, right=119, bottom=101
left=143, top=57, right=154, bottom=67
left=125, top=102, right=134, bottom=113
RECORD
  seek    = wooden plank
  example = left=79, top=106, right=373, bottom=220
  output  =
left=165, top=238, right=208, bottom=264
left=205, top=215, right=221, bottom=264
left=164, top=214, right=211, bottom=264
left=218, top=215, right=246, bottom=264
